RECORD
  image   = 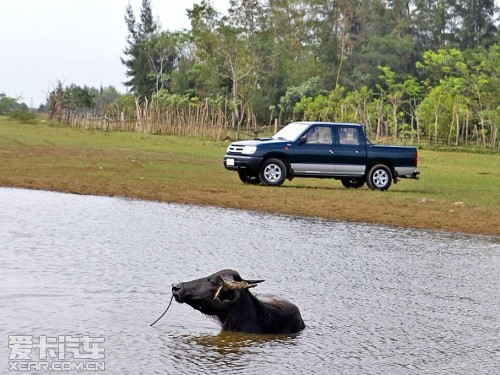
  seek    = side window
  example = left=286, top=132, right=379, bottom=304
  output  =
left=305, top=126, right=332, bottom=145
left=338, top=127, right=360, bottom=145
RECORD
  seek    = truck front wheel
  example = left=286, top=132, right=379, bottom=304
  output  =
left=366, top=164, right=392, bottom=191
left=259, top=158, right=287, bottom=186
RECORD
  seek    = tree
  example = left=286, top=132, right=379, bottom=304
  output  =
left=417, top=84, right=453, bottom=145
left=47, top=82, right=94, bottom=121
left=378, top=66, right=404, bottom=143
left=144, top=31, right=184, bottom=94
left=218, top=0, right=270, bottom=128
left=186, top=1, right=224, bottom=99
left=279, top=77, right=325, bottom=121
left=411, top=0, right=450, bottom=51
left=349, top=0, right=418, bottom=89
left=122, top=0, right=160, bottom=100
left=64, top=84, right=94, bottom=112
left=457, top=46, right=500, bottom=148
left=91, top=86, right=121, bottom=114
left=401, top=75, right=425, bottom=144
left=0, top=93, right=19, bottom=114
left=449, top=0, right=499, bottom=49
left=411, top=0, right=499, bottom=51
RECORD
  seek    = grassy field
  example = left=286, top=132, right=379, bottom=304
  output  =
left=1, top=116, right=499, bottom=236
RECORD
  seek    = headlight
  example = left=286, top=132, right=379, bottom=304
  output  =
left=241, top=146, right=257, bottom=155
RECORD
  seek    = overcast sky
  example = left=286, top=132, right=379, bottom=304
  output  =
left=0, top=0, right=230, bottom=108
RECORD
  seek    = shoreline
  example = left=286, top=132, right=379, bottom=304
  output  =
left=2, top=183, right=499, bottom=238
left=1, top=120, right=499, bottom=237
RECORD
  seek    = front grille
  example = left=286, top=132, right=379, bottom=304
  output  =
left=228, top=145, right=244, bottom=153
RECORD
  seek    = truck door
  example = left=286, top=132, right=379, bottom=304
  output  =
left=291, top=125, right=336, bottom=175
left=332, top=126, right=367, bottom=175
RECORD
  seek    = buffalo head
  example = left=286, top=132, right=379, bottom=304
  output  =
left=172, top=269, right=264, bottom=316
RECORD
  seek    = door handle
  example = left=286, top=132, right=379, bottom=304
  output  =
left=328, top=149, right=334, bottom=154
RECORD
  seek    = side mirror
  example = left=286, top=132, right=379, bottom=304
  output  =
left=299, top=136, right=307, bottom=145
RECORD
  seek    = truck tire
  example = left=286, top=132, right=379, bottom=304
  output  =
left=341, top=178, right=365, bottom=189
left=366, top=164, right=392, bottom=191
left=259, top=158, right=287, bottom=186
left=238, top=172, right=260, bottom=185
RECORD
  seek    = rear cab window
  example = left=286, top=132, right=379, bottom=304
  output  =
left=336, top=126, right=361, bottom=146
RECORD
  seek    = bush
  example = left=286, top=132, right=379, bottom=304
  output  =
left=9, top=111, right=38, bottom=124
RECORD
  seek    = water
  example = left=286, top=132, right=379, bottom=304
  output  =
left=0, top=188, right=498, bottom=374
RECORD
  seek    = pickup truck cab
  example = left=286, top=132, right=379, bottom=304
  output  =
left=223, top=122, right=419, bottom=190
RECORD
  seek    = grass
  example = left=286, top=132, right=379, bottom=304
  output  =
left=1, top=115, right=499, bottom=236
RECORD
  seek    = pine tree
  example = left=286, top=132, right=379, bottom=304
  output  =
left=121, top=0, right=159, bottom=100
left=451, top=0, right=498, bottom=49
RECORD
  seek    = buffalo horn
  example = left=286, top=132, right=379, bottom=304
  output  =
left=222, top=276, right=264, bottom=290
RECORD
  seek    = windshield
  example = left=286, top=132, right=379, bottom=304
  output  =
left=272, top=122, right=310, bottom=141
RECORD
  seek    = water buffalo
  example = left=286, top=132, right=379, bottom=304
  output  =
left=172, top=269, right=305, bottom=334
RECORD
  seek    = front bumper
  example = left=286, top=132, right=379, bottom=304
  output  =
left=223, top=154, right=263, bottom=172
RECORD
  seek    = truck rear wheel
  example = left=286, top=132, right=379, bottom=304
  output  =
left=366, top=164, right=392, bottom=191
left=259, top=158, right=287, bottom=186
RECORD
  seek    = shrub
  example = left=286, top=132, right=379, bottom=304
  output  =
left=9, top=111, right=38, bottom=124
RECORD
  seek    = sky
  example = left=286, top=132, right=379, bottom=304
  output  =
left=0, top=0, right=230, bottom=108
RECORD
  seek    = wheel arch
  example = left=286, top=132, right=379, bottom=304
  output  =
left=366, top=159, right=396, bottom=180
left=261, top=152, right=292, bottom=172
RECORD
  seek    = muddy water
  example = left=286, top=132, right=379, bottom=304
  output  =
left=1, top=188, right=498, bottom=374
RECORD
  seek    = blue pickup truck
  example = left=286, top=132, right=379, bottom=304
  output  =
left=223, top=122, right=419, bottom=190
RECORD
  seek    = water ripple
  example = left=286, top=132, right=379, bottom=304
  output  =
left=0, top=187, right=498, bottom=374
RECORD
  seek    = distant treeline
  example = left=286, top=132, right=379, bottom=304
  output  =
left=0, top=92, right=31, bottom=114
left=46, top=0, right=498, bottom=151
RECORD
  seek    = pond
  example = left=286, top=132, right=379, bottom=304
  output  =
left=1, top=188, right=498, bottom=374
